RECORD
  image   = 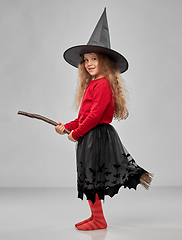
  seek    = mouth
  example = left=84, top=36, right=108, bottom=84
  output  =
left=88, top=67, right=95, bottom=72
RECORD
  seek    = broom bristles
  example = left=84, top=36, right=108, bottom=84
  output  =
left=140, top=173, right=153, bottom=190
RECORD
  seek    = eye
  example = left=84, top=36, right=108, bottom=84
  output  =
left=84, top=59, right=88, bottom=62
left=92, top=58, right=96, bottom=60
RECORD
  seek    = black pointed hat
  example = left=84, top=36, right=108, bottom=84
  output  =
left=63, top=8, right=128, bottom=73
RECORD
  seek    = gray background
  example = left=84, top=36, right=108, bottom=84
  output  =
left=0, top=0, right=181, bottom=187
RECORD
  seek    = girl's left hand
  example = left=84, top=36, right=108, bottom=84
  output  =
left=68, top=130, right=76, bottom=142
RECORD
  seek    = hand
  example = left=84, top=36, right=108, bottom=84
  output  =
left=55, top=122, right=66, bottom=135
left=68, top=130, right=76, bottom=142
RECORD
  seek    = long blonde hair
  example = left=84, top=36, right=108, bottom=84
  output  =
left=75, top=53, right=129, bottom=120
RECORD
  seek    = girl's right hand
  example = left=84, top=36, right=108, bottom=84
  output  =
left=55, top=122, right=66, bottom=135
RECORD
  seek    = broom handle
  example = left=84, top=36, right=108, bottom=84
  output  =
left=17, top=111, right=70, bottom=134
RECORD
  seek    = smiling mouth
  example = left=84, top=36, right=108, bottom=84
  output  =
left=88, top=68, right=95, bottom=71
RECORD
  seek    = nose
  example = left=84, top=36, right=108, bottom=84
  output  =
left=88, top=59, right=95, bottom=67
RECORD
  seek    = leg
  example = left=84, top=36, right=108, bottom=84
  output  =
left=76, top=194, right=107, bottom=231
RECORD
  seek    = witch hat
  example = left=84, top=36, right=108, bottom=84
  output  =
left=63, top=8, right=128, bottom=73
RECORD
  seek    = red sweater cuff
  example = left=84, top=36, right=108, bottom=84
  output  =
left=72, top=130, right=80, bottom=141
left=64, top=123, right=72, bottom=132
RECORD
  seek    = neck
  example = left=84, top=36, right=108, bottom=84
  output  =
left=93, top=74, right=105, bottom=80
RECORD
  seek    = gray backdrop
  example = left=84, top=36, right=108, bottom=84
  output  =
left=0, top=0, right=181, bottom=187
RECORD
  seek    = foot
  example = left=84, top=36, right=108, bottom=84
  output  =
left=75, top=216, right=93, bottom=227
left=76, top=218, right=107, bottom=231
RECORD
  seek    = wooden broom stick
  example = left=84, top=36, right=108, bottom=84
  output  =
left=17, top=111, right=70, bottom=134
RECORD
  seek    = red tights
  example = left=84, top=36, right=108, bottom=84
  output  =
left=75, top=194, right=107, bottom=231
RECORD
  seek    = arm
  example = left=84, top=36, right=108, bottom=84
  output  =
left=64, top=118, right=79, bottom=132
left=72, top=82, right=113, bottom=140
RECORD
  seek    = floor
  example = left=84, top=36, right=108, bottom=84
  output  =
left=0, top=186, right=182, bottom=240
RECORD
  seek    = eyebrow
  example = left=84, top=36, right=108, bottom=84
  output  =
left=84, top=55, right=96, bottom=60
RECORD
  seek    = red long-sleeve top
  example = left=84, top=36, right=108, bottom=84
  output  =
left=64, top=77, right=115, bottom=141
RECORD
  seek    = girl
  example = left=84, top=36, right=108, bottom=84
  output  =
left=55, top=9, right=153, bottom=231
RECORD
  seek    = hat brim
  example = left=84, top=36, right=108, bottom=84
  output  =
left=63, top=45, right=128, bottom=74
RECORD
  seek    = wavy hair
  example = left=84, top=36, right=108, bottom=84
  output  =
left=75, top=53, right=129, bottom=120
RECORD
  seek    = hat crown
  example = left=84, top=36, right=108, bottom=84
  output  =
left=87, top=8, right=111, bottom=49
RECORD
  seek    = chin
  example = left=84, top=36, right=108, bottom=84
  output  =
left=90, top=74, right=95, bottom=77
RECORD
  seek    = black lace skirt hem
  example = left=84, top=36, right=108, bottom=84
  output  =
left=78, top=169, right=147, bottom=204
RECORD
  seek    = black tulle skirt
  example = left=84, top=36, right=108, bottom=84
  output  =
left=76, top=124, right=152, bottom=204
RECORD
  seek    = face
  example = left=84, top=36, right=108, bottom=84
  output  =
left=84, top=53, right=104, bottom=79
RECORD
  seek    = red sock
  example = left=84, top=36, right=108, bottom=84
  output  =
left=76, top=194, right=107, bottom=231
left=75, top=209, right=93, bottom=227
